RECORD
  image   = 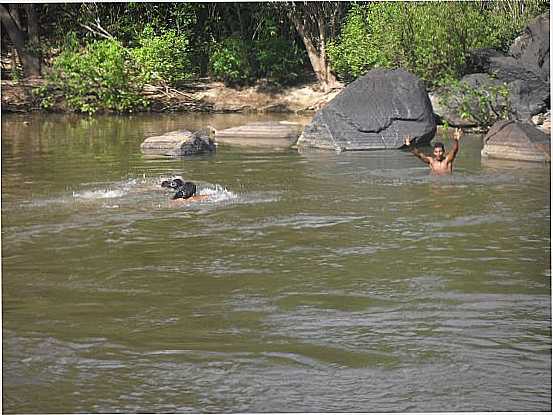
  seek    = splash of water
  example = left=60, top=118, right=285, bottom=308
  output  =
left=73, top=189, right=126, bottom=199
left=198, top=184, right=237, bottom=203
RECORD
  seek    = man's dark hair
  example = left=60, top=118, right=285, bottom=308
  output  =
left=162, top=178, right=185, bottom=189
left=172, top=181, right=197, bottom=200
left=433, top=142, right=445, bottom=151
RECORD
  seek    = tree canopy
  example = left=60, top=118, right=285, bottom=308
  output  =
left=1, top=1, right=548, bottom=113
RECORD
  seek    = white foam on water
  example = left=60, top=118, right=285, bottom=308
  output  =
left=198, top=184, right=238, bottom=203
left=73, top=189, right=126, bottom=199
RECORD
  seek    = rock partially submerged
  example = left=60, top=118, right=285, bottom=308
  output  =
left=215, top=121, right=303, bottom=148
left=296, top=68, right=436, bottom=151
left=140, top=127, right=216, bottom=156
left=481, top=120, right=550, bottom=162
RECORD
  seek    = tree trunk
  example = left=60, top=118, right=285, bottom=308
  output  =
left=316, top=13, right=338, bottom=92
left=0, top=4, right=41, bottom=78
left=24, top=4, right=40, bottom=46
left=9, top=4, right=22, bottom=31
left=287, top=4, right=339, bottom=92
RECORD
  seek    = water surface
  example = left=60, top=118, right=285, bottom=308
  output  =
left=2, top=113, right=551, bottom=413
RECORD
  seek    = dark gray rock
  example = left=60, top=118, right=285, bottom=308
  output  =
left=507, top=78, right=549, bottom=120
left=172, top=127, right=216, bottom=156
left=484, top=55, right=549, bottom=120
left=481, top=119, right=550, bottom=162
left=141, top=127, right=216, bottom=157
left=466, top=48, right=505, bottom=74
left=466, top=54, right=549, bottom=120
left=436, top=44, right=550, bottom=125
left=509, top=13, right=550, bottom=81
left=296, top=69, right=436, bottom=151
left=431, top=73, right=508, bottom=128
left=463, top=14, right=550, bottom=122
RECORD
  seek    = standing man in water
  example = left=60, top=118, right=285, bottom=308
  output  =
left=404, top=128, right=463, bottom=174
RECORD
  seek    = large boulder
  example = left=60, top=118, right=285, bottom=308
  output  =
left=296, top=69, right=436, bottom=151
left=481, top=120, right=550, bottom=162
left=140, top=127, right=216, bottom=156
left=509, top=13, right=550, bottom=81
left=487, top=55, right=549, bottom=119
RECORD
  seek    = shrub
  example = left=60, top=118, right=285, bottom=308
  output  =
left=328, top=3, right=399, bottom=81
left=131, top=25, right=193, bottom=86
left=329, top=1, right=548, bottom=86
left=40, top=38, right=147, bottom=114
left=438, top=79, right=512, bottom=127
left=254, top=37, right=305, bottom=84
left=209, top=37, right=252, bottom=84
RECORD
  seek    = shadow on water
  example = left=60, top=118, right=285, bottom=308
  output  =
left=1, top=113, right=551, bottom=413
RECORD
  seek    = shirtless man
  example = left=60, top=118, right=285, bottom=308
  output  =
left=404, top=128, right=463, bottom=175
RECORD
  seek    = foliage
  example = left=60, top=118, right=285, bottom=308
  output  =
left=438, top=78, right=512, bottom=127
left=122, top=3, right=198, bottom=41
left=209, top=37, right=252, bottom=84
left=327, top=4, right=399, bottom=81
left=131, top=25, right=193, bottom=86
left=478, top=0, right=550, bottom=52
left=255, top=37, right=306, bottom=84
left=328, top=1, right=548, bottom=86
left=253, top=15, right=306, bottom=84
left=6, top=1, right=548, bottom=111
left=39, top=38, right=147, bottom=114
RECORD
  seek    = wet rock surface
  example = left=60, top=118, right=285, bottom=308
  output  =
left=297, top=69, right=436, bottom=151
left=481, top=119, right=550, bottom=162
left=140, top=127, right=216, bottom=157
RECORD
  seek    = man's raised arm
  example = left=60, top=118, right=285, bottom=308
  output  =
left=404, top=135, right=431, bottom=164
left=445, top=128, right=462, bottom=162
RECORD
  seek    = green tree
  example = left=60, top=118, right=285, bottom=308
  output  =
left=328, top=1, right=548, bottom=85
left=40, top=38, right=147, bottom=114
left=131, top=25, right=193, bottom=86
left=209, top=37, right=252, bottom=84
left=283, top=1, right=347, bottom=91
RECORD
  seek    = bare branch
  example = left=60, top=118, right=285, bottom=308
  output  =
left=79, top=19, right=115, bottom=40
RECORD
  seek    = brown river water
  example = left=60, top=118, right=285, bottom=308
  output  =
left=1, top=112, right=551, bottom=413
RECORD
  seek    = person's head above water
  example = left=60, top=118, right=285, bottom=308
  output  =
left=161, top=178, right=185, bottom=189
left=433, top=142, right=445, bottom=161
left=172, top=181, right=197, bottom=200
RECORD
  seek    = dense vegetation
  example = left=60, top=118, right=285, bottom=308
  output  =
left=328, top=1, right=547, bottom=83
left=1, top=1, right=548, bottom=114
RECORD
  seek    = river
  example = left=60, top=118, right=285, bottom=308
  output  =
left=2, top=113, right=551, bottom=413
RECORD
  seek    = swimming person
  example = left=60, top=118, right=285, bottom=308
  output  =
left=161, top=178, right=185, bottom=190
left=162, top=179, right=208, bottom=204
left=172, top=181, right=197, bottom=200
left=404, top=128, right=463, bottom=175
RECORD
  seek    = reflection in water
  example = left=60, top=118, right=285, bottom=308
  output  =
left=1, top=113, right=551, bottom=413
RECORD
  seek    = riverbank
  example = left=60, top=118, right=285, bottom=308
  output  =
left=0, top=78, right=343, bottom=115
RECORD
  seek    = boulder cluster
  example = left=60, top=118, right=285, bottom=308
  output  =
left=431, top=13, right=550, bottom=130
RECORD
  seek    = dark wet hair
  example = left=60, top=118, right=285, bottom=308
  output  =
left=433, top=142, right=445, bottom=151
left=172, top=181, right=197, bottom=200
left=161, top=178, right=185, bottom=189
